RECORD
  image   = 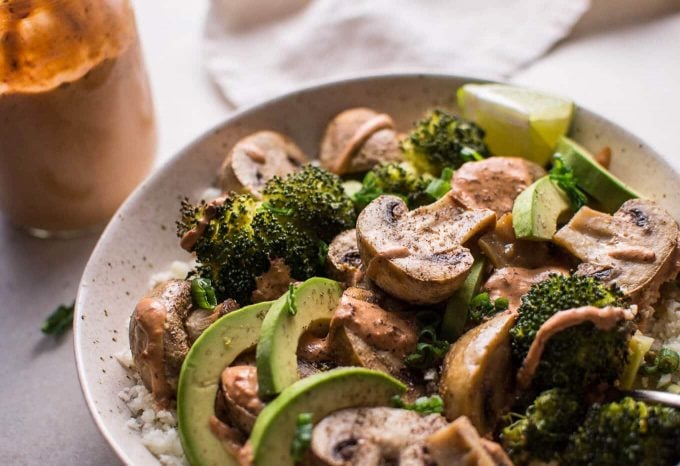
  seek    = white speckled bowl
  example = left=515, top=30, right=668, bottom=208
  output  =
left=74, top=74, right=680, bottom=465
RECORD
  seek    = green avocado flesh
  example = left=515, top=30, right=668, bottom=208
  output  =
left=256, top=277, right=343, bottom=398
left=177, top=301, right=272, bottom=466
left=512, top=175, right=572, bottom=241
left=442, top=257, right=486, bottom=341
left=249, top=367, right=406, bottom=466
left=555, top=136, right=640, bottom=213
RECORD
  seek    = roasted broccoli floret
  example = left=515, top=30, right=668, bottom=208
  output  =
left=401, top=109, right=489, bottom=175
left=501, top=388, right=585, bottom=465
left=510, top=274, right=632, bottom=392
left=351, top=162, right=433, bottom=210
left=564, top=397, right=680, bottom=466
left=262, top=165, right=356, bottom=242
left=177, top=165, right=354, bottom=304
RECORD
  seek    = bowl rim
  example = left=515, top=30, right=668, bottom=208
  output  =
left=73, top=72, right=679, bottom=465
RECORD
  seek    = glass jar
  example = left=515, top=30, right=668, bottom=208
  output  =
left=0, top=0, right=156, bottom=237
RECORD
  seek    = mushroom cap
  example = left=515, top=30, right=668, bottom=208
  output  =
left=219, top=365, right=264, bottom=434
left=356, top=194, right=496, bottom=304
left=553, top=199, right=680, bottom=308
left=426, top=416, right=513, bottom=466
left=451, top=157, right=546, bottom=217
left=310, top=407, right=447, bottom=466
left=128, top=279, right=192, bottom=405
left=185, top=298, right=239, bottom=343
left=218, top=130, right=307, bottom=196
left=326, top=229, right=362, bottom=284
left=439, top=311, right=516, bottom=434
left=320, top=108, right=402, bottom=175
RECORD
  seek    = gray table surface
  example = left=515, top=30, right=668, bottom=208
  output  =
left=1, top=2, right=679, bottom=465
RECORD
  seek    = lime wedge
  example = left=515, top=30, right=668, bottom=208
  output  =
left=457, top=84, right=574, bottom=166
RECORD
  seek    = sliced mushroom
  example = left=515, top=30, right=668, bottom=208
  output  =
left=452, top=157, right=546, bottom=217
left=251, top=258, right=294, bottom=303
left=327, top=229, right=363, bottom=285
left=357, top=194, right=496, bottom=304
left=320, top=108, right=403, bottom=175
left=439, top=311, right=516, bottom=434
left=425, top=416, right=513, bottom=466
left=218, top=131, right=307, bottom=197
left=219, top=365, right=265, bottom=434
left=297, top=293, right=418, bottom=380
left=310, top=407, right=448, bottom=466
left=478, top=213, right=553, bottom=269
left=553, top=199, right=680, bottom=309
left=483, top=266, right=569, bottom=312
left=129, top=279, right=192, bottom=407
left=185, top=298, right=239, bottom=343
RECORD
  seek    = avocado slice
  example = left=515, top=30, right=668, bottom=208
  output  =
left=249, top=367, right=406, bottom=466
left=555, top=136, right=640, bottom=213
left=177, top=301, right=272, bottom=466
left=256, top=277, right=343, bottom=398
left=512, top=175, right=572, bottom=241
left=442, top=257, right=486, bottom=341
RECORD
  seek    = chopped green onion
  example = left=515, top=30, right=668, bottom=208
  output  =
left=424, top=166, right=454, bottom=200
left=290, top=412, right=313, bottom=462
left=641, top=346, right=680, bottom=376
left=468, top=292, right=508, bottom=324
left=191, top=278, right=217, bottom=309
left=656, top=347, right=680, bottom=374
left=351, top=171, right=383, bottom=209
left=391, top=394, right=444, bottom=414
left=287, top=283, right=299, bottom=316
left=42, top=302, right=75, bottom=336
left=461, top=146, right=485, bottom=162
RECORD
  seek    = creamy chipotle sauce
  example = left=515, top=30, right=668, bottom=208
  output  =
left=0, top=0, right=156, bottom=232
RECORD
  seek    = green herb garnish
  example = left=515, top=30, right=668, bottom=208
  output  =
left=290, top=412, right=313, bottom=461
left=424, top=167, right=454, bottom=200
left=405, top=311, right=450, bottom=369
left=287, top=283, right=299, bottom=316
left=191, top=278, right=218, bottom=309
left=641, top=347, right=680, bottom=375
left=468, top=292, right=508, bottom=324
left=549, top=154, right=588, bottom=211
left=42, top=302, right=75, bottom=336
left=391, top=394, right=444, bottom=414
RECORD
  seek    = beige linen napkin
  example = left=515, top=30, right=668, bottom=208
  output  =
left=204, top=0, right=590, bottom=108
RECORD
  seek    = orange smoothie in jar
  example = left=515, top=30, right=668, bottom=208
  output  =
left=0, top=0, right=156, bottom=235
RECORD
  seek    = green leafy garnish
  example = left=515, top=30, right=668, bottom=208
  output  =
left=191, top=278, right=218, bottom=309
left=391, top=394, right=444, bottom=414
left=290, top=412, right=313, bottom=462
left=641, top=347, right=680, bottom=375
left=351, top=171, right=384, bottom=209
left=549, top=154, right=588, bottom=211
left=287, top=283, right=299, bottom=316
left=460, top=146, right=486, bottom=162
left=405, top=311, right=450, bottom=369
left=468, top=292, right=509, bottom=324
left=42, top=302, right=75, bottom=336
left=424, top=167, right=454, bottom=200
